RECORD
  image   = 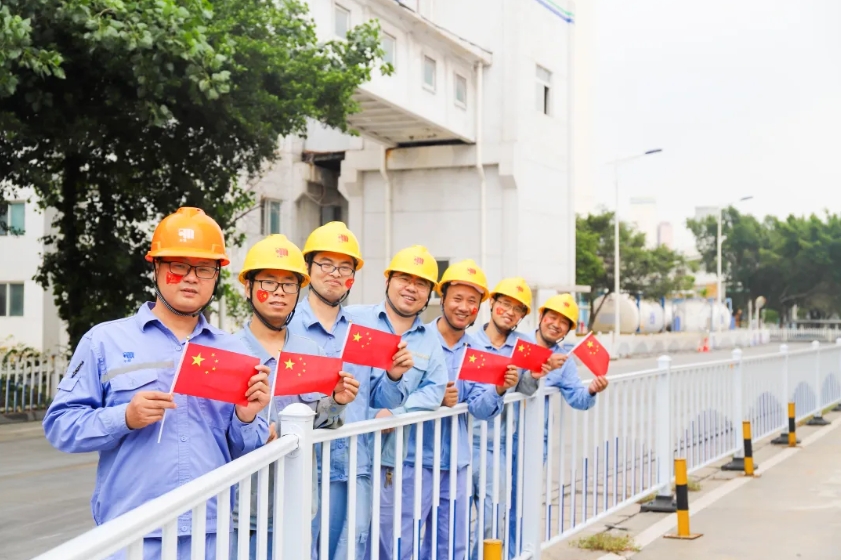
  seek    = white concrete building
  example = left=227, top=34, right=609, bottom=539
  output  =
left=4, top=0, right=584, bottom=351
left=657, top=221, right=674, bottom=249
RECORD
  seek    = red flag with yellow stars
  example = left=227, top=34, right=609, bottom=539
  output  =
left=572, top=332, right=610, bottom=377
left=172, top=342, right=260, bottom=406
left=341, top=323, right=401, bottom=371
left=273, top=352, right=341, bottom=396
left=510, top=338, right=553, bottom=373
left=457, top=348, right=511, bottom=385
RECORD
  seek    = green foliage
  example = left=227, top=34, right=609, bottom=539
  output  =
left=0, top=0, right=389, bottom=349
left=576, top=211, right=695, bottom=329
left=687, top=209, right=841, bottom=323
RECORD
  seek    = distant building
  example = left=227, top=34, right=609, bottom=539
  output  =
left=629, top=196, right=658, bottom=248
left=694, top=206, right=718, bottom=221
left=657, top=221, right=674, bottom=249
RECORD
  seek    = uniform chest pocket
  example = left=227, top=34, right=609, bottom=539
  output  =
left=300, top=393, right=325, bottom=403
left=404, top=357, right=429, bottom=391
left=106, top=369, right=162, bottom=406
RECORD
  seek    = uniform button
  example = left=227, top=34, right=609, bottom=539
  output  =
left=180, top=526, right=188, bottom=532
left=180, top=436, right=188, bottom=442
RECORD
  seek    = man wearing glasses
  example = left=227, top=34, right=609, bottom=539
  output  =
left=469, top=277, right=537, bottom=559
left=288, top=222, right=410, bottom=560
left=44, top=207, right=272, bottom=559
left=346, top=245, right=448, bottom=560
left=231, top=234, right=362, bottom=560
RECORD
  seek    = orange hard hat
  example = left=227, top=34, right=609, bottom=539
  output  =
left=145, top=207, right=229, bottom=266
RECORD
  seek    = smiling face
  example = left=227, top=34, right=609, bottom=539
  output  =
left=386, top=272, right=433, bottom=316
left=442, top=283, right=482, bottom=330
left=246, top=269, right=300, bottom=323
left=539, top=309, right=573, bottom=342
left=154, top=257, right=219, bottom=314
left=489, top=294, right=528, bottom=331
left=308, top=251, right=356, bottom=302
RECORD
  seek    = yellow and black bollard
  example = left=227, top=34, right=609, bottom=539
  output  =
left=664, top=458, right=702, bottom=540
left=788, top=402, right=797, bottom=447
left=483, top=539, right=503, bottom=560
left=742, top=421, right=759, bottom=477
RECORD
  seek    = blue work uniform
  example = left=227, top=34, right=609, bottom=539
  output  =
left=43, top=303, right=269, bottom=560
left=287, top=297, right=408, bottom=560
left=346, top=302, right=448, bottom=560
left=468, top=325, right=536, bottom=560
left=231, top=322, right=346, bottom=560
left=399, top=318, right=507, bottom=560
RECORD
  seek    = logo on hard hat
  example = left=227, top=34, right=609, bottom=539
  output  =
left=414, top=257, right=424, bottom=266
left=178, top=228, right=195, bottom=243
left=338, top=234, right=349, bottom=243
left=564, top=301, right=570, bottom=307
left=516, top=285, right=524, bottom=293
left=276, top=248, right=288, bottom=258
left=466, top=268, right=477, bottom=275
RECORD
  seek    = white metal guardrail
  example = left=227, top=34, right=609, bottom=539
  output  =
left=31, top=341, right=841, bottom=560
left=1, top=353, right=63, bottom=415
left=768, top=326, right=841, bottom=343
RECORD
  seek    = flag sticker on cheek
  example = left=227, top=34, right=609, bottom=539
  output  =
left=471, top=307, right=479, bottom=315
left=345, top=278, right=354, bottom=289
left=495, top=307, right=506, bottom=316
left=166, top=272, right=184, bottom=285
left=256, top=290, right=270, bottom=303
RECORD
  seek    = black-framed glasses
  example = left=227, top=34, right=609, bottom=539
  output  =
left=163, top=261, right=219, bottom=280
left=253, top=279, right=300, bottom=294
left=312, top=261, right=355, bottom=277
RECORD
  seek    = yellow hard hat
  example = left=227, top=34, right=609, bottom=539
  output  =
left=490, top=277, right=532, bottom=315
left=384, top=245, right=438, bottom=288
left=436, top=259, right=489, bottom=302
left=302, top=221, right=364, bottom=270
left=238, top=235, right=310, bottom=287
left=540, top=293, right=579, bottom=327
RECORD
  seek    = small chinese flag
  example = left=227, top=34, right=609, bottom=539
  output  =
left=273, top=352, right=341, bottom=396
left=510, top=338, right=553, bottom=373
left=172, top=342, right=261, bottom=406
left=571, top=332, right=610, bottom=377
left=341, top=323, right=401, bottom=371
left=457, top=348, right=511, bottom=385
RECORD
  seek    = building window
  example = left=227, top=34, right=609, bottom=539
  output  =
left=423, top=56, right=436, bottom=91
left=334, top=4, right=350, bottom=37
left=0, top=283, right=24, bottom=316
left=382, top=33, right=396, bottom=67
left=535, top=65, right=552, bottom=115
left=0, top=202, right=25, bottom=235
left=262, top=199, right=281, bottom=235
left=454, top=74, right=467, bottom=108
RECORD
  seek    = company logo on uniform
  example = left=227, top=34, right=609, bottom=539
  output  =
left=276, top=248, right=288, bottom=258
left=178, top=228, right=195, bottom=242
left=414, top=257, right=424, bottom=265
left=338, top=234, right=349, bottom=243
left=516, top=285, right=524, bottom=293
left=123, top=352, right=135, bottom=363
left=466, top=268, right=477, bottom=275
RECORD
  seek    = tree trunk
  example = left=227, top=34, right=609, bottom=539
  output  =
left=59, top=154, right=85, bottom=347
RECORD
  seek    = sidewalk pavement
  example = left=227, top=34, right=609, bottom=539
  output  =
left=543, top=411, right=841, bottom=560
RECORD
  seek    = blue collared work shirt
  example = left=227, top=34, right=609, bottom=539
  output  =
left=405, top=318, right=506, bottom=470
left=43, top=302, right=269, bottom=537
left=344, top=301, right=448, bottom=468
left=287, top=297, right=408, bottom=481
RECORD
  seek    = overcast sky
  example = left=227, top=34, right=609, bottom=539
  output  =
left=591, top=0, right=841, bottom=252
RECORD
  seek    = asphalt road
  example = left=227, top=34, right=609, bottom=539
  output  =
left=0, top=342, right=812, bottom=560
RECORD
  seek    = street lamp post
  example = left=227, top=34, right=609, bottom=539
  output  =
left=716, top=195, right=753, bottom=332
left=609, top=148, right=663, bottom=347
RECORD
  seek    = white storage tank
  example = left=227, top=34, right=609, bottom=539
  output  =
left=664, top=301, right=675, bottom=331
left=711, top=302, right=733, bottom=330
left=591, top=293, right=640, bottom=334
left=673, top=299, right=735, bottom=332
left=638, top=300, right=665, bottom=333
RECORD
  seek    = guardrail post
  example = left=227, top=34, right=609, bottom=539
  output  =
left=722, top=348, right=749, bottom=471
left=806, top=340, right=829, bottom=426
left=771, top=344, right=800, bottom=444
left=278, top=403, right=316, bottom=559
left=833, top=338, right=841, bottom=412
left=520, top=382, right=547, bottom=556
left=641, top=355, right=676, bottom=513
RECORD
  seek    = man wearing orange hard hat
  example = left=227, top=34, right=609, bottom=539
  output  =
left=44, top=207, right=271, bottom=560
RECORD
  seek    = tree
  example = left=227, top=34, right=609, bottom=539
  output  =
left=1, top=0, right=389, bottom=348
left=576, top=211, right=694, bottom=329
